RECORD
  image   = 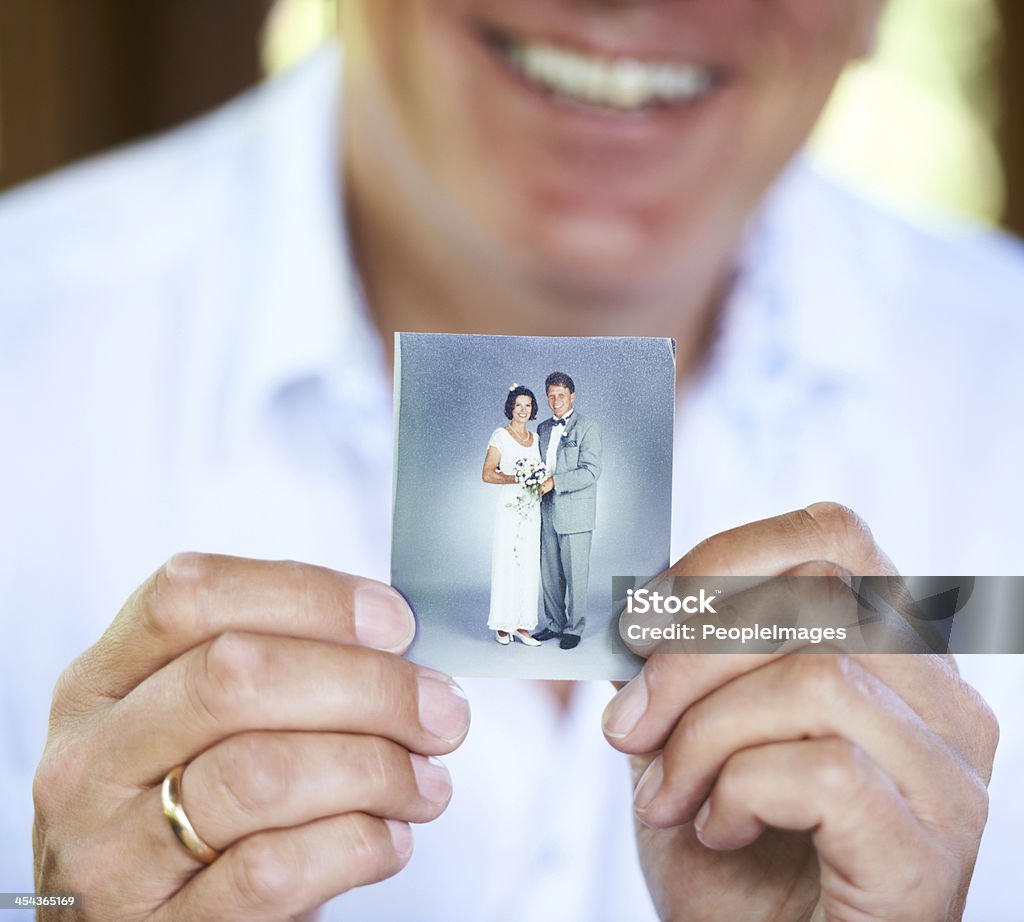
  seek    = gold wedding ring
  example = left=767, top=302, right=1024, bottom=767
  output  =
left=161, top=764, right=221, bottom=865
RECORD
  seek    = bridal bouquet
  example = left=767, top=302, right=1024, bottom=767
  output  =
left=507, top=458, right=549, bottom=518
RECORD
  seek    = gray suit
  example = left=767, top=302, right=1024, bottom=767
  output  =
left=537, top=412, right=602, bottom=637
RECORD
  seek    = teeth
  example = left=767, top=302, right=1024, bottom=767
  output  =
left=506, top=41, right=712, bottom=110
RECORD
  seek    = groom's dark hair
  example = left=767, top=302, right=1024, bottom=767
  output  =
left=545, top=372, right=575, bottom=393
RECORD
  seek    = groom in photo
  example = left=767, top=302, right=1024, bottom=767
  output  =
left=533, top=372, right=603, bottom=650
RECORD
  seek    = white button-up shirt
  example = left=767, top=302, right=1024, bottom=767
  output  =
left=2, top=46, right=1023, bottom=920
left=545, top=408, right=573, bottom=475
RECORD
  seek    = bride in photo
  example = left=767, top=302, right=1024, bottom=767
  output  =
left=481, top=385, right=551, bottom=645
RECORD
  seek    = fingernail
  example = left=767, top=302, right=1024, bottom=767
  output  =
left=410, top=754, right=452, bottom=804
left=353, top=584, right=415, bottom=652
left=385, top=819, right=414, bottom=861
left=693, top=799, right=711, bottom=845
left=633, top=756, right=664, bottom=813
left=417, top=673, right=470, bottom=743
left=603, top=673, right=648, bottom=739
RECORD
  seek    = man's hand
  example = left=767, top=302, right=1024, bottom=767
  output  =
left=33, top=554, right=470, bottom=920
left=603, top=503, right=998, bottom=921
left=541, top=477, right=555, bottom=495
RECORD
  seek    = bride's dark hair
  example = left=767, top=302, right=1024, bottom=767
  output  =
left=504, top=385, right=538, bottom=420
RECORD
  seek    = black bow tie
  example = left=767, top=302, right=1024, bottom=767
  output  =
left=553, top=418, right=567, bottom=427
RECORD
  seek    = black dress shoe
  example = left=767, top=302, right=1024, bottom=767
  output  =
left=559, top=634, right=581, bottom=650
left=532, top=628, right=561, bottom=642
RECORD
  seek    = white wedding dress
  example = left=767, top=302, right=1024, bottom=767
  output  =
left=486, top=427, right=542, bottom=633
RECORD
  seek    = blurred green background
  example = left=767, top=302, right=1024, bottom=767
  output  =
left=1, top=0, right=1021, bottom=236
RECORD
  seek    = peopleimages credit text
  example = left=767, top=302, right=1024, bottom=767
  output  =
left=626, top=622, right=848, bottom=645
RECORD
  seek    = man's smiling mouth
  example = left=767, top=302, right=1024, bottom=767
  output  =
left=482, top=29, right=718, bottom=113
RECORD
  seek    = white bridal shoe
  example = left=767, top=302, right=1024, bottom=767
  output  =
left=513, top=629, right=541, bottom=647
left=495, top=630, right=540, bottom=646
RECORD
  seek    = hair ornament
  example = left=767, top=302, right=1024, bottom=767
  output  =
left=509, top=383, right=518, bottom=392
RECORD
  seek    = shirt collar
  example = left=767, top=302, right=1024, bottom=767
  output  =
left=719, top=158, right=887, bottom=389
left=688, top=157, right=888, bottom=450
left=230, top=46, right=389, bottom=443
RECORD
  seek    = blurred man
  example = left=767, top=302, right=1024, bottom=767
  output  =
left=2, top=1, right=1022, bottom=920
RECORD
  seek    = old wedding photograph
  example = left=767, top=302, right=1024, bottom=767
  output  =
left=392, top=333, right=675, bottom=680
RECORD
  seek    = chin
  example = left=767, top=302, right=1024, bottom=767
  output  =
left=504, top=208, right=697, bottom=300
